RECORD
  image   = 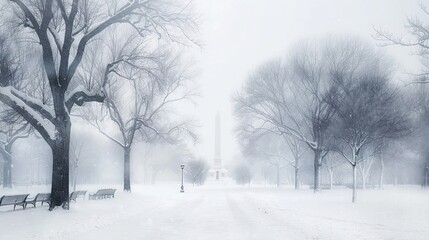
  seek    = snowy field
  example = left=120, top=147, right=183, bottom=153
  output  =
left=0, top=184, right=428, bottom=240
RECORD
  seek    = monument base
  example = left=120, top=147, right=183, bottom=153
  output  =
left=208, top=168, right=228, bottom=181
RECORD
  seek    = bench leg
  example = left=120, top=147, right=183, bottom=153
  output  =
left=62, top=201, right=70, bottom=210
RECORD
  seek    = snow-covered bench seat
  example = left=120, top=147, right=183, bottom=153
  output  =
left=69, top=190, right=87, bottom=202
left=0, top=194, right=29, bottom=210
left=25, top=193, right=51, bottom=208
left=89, top=189, right=116, bottom=200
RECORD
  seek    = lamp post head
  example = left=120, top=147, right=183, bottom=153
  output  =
left=181, top=164, right=185, bottom=169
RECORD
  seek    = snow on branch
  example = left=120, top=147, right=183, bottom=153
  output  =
left=0, top=86, right=56, bottom=145
left=8, top=87, right=55, bottom=120
left=65, top=86, right=106, bottom=111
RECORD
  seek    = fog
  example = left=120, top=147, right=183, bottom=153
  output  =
left=0, top=0, right=429, bottom=239
left=0, top=0, right=425, bottom=189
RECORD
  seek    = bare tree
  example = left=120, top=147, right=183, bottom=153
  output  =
left=234, top=38, right=346, bottom=192
left=0, top=31, right=33, bottom=188
left=257, top=161, right=272, bottom=187
left=0, top=112, right=30, bottom=188
left=249, top=135, right=288, bottom=187
left=374, top=1, right=429, bottom=83
left=357, top=149, right=376, bottom=190
left=323, top=152, right=343, bottom=190
left=69, top=135, right=87, bottom=192
left=327, top=45, right=410, bottom=202
left=184, top=158, right=209, bottom=186
left=285, top=136, right=305, bottom=189
left=375, top=1, right=429, bottom=189
left=407, top=84, right=429, bottom=188
left=288, top=41, right=339, bottom=192
left=250, top=134, right=304, bottom=189
left=0, top=0, right=197, bottom=209
left=83, top=47, right=196, bottom=192
left=233, top=161, right=253, bottom=186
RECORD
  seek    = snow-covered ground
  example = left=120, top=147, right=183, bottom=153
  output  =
left=0, top=184, right=428, bottom=240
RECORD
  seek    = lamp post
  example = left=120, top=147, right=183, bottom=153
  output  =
left=180, top=164, right=185, bottom=193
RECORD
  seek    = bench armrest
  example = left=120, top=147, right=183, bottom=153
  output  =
left=25, top=197, right=36, bottom=202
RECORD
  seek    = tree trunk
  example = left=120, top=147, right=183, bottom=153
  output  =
left=276, top=165, right=280, bottom=187
left=73, top=165, right=78, bottom=192
left=379, top=157, right=384, bottom=189
left=358, top=165, right=366, bottom=190
left=264, top=176, right=267, bottom=187
left=294, top=167, right=299, bottom=190
left=328, top=168, right=333, bottom=190
left=123, top=146, right=131, bottom=192
left=294, top=156, right=300, bottom=190
left=143, top=162, right=149, bottom=185
left=352, top=164, right=357, bottom=203
left=50, top=122, right=71, bottom=210
left=151, top=169, right=159, bottom=185
left=313, top=150, right=322, bottom=192
left=2, top=146, right=12, bottom=188
left=394, top=159, right=398, bottom=186
left=425, top=167, right=428, bottom=188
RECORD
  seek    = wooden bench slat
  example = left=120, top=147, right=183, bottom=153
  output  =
left=69, top=190, right=87, bottom=202
left=25, top=193, right=51, bottom=208
left=0, top=194, right=30, bottom=210
left=89, top=189, right=116, bottom=200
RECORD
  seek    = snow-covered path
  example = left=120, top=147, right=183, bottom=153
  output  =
left=1, top=185, right=428, bottom=240
left=64, top=187, right=293, bottom=240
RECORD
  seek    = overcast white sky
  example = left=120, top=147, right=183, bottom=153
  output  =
left=189, top=0, right=423, bottom=165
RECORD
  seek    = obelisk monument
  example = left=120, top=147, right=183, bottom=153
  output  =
left=209, top=111, right=227, bottom=181
left=213, top=111, right=222, bottom=169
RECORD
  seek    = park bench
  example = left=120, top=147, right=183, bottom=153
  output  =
left=89, top=189, right=116, bottom=200
left=0, top=194, right=29, bottom=210
left=25, top=193, right=51, bottom=208
left=69, top=190, right=87, bottom=202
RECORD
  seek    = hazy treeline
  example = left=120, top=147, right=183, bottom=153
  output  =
left=233, top=1, right=429, bottom=202
left=233, top=37, right=407, bottom=199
